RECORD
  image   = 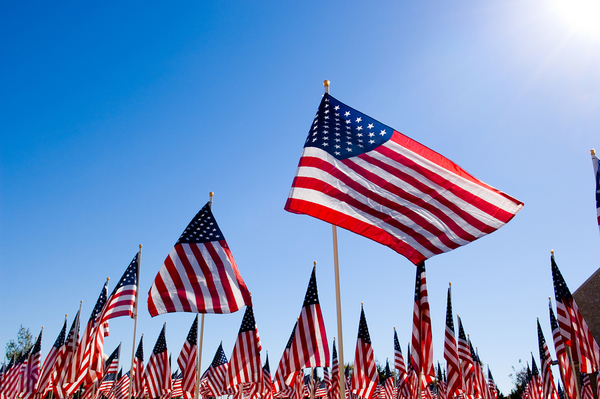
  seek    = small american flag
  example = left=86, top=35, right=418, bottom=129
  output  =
left=537, top=320, right=558, bottom=399
left=171, top=370, right=184, bottom=398
left=177, top=315, right=198, bottom=398
left=260, top=354, right=273, bottom=399
left=581, top=374, right=594, bottom=399
left=549, top=301, right=576, bottom=399
left=273, top=323, right=297, bottom=394
left=456, top=316, right=473, bottom=398
left=201, top=342, right=229, bottom=397
left=20, top=329, right=43, bottom=398
left=435, top=364, right=446, bottom=399
left=285, top=93, right=523, bottom=265
left=145, top=324, right=171, bottom=399
left=384, top=361, right=394, bottom=399
left=148, top=202, right=252, bottom=316
left=100, top=253, right=139, bottom=323
left=487, top=368, right=497, bottom=399
left=53, top=308, right=80, bottom=399
left=34, top=318, right=66, bottom=398
left=225, top=306, right=262, bottom=391
left=411, top=263, right=434, bottom=384
left=551, top=253, right=600, bottom=373
left=111, top=371, right=130, bottom=399
left=393, top=330, right=409, bottom=399
left=443, top=286, right=463, bottom=399
left=330, top=340, right=340, bottom=399
left=350, top=305, right=378, bottom=399
left=131, top=336, right=145, bottom=399
left=282, top=266, right=330, bottom=380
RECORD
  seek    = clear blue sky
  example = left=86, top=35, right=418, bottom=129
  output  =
left=1, top=0, right=599, bottom=394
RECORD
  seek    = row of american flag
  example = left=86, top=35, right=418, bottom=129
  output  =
left=2, top=91, right=598, bottom=399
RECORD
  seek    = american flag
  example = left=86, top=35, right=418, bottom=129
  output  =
left=350, top=306, right=378, bottom=399
left=64, top=281, right=109, bottom=395
left=54, top=308, right=81, bottom=399
left=110, top=371, right=130, bottom=399
left=225, top=306, right=263, bottom=391
left=487, top=368, right=497, bottom=399
left=592, top=149, right=600, bottom=231
left=456, top=316, right=473, bottom=398
left=20, top=329, right=43, bottom=398
left=274, top=323, right=297, bottom=394
left=536, top=320, right=558, bottom=399
left=411, top=263, right=434, bottom=385
left=282, top=266, right=330, bottom=381
left=177, top=315, right=198, bottom=398
left=443, top=285, right=463, bottom=399
left=200, top=342, right=229, bottom=397
left=100, top=253, right=139, bottom=323
left=148, top=202, right=252, bottom=316
left=435, top=364, right=446, bottom=399
left=330, top=340, right=340, bottom=399
left=171, top=370, right=183, bottom=398
left=2, top=354, right=25, bottom=399
left=260, top=354, right=274, bottom=399
left=393, top=330, right=409, bottom=399
left=34, top=318, right=66, bottom=399
left=131, top=336, right=145, bottom=399
left=470, top=343, right=486, bottom=399
left=285, top=93, right=523, bottom=265
left=551, top=252, right=600, bottom=373
left=384, top=361, right=394, bottom=399
left=145, top=324, right=172, bottom=399
left=98, top=345, right=121, bottom=396
left=549, top=301, right=576, bottom=399
left=580, top=374, right=594, bottom=399
left=530, top=357, right=545, bottom=399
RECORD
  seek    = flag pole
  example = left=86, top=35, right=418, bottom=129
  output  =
left=324, top=79, right=346, bottom=399
left=127, top=244, right=142, bottom=399
left=194, top=192, right=212, bottom=399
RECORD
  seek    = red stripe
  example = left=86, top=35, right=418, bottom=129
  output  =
left=186, top=243, right=216, bottom=312
left=175, top=244, right=205, bottom=313
left=160, top=253, right=188, bottom=313
left=201, top=242, right=227, bottom=313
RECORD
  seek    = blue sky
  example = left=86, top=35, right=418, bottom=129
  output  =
left=1, top=0, right=600, bottom=394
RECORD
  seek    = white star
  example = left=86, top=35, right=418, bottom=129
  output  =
left=369, top=140, right=375, bottom=144
left=380, top=130, right=387, bottom=136
left=334, top=105, right=340, bottom=110
left=357, top=133, right=363, bottom=137
left=346, top=120, right=351, bottom=124
left=312, top=138, right=317, bottom=142
left=323, top=143, right=329, bottom=146
left=335, top=145, right=341, bottom=149
left=357, top=126, right=363, bottom=131
left=323, top=136, right=329, bottom=140
left=324, top=109, right=330, bottom=114
left=369, top=132, right=375, bottom=137
left=344, top=111, right=350, bottom=117
left=335, top=138, right=340, bottom=142
left=346, top=147, right=352, bottom=152
left=335, top=151, right=340, bottom=155
left=368, top=123, right=374, bottom=129
left=356, top=117, right=362, bottom=123
left=346, top=141, right=352, bottom=145
left=324, top=116, right=329, bottom=120
left=335, top=132, right=340, bottom=136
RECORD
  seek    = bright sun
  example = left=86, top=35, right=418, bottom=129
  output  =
left=552, top=0, right=600, bottom=36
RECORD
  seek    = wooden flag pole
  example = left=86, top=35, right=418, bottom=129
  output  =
left=325, top=79, right=346, bottom=399
left=194, top=192, right=212, bottom=399
left=127, top=244, right=142, bottom=399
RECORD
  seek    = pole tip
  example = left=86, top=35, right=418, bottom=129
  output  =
left=314, top=261, right=317, bottom=266
left=210, top=192, right=214, bottom=198
left=323, top=80, right=330, bottom=88
left=449, top=282, right=452, bottom=287
left=107, top=277, right=110, bottom=282
left=551, top=249, right=554, bottom=254
left=139, top=244, right=142, bottom=249
left=592, top=149, right=596, bottom=155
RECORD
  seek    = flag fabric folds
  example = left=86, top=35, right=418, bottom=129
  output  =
left=411, top=262, right=434, bottom=385
left=285, top=93, right=523, bottom=265
left=551, top=252, right=600, bottom=373
left=145, top=324, right=171, bottom=399
left=592, top=149, right=600, bottom=231
left=549, top=300, right=576, bottom=399
left=456, top=316, right=474, bottom=398
left=200, top=342, right=229, bottom=398
left=537, top=319, right=559, bottom=399
left=148, top=202, right=252, bottom=315
left=273, top=323, right=297, bottom=394
left=21, top=328, right=43, bottom=398
left=393, top=330, right=409, bottom=399
left=330, top=340, right=340, bottom=399
left=177, top=315, right=198, bottom=398
left=443, top=285, right=463, bottom=399
left=54, top=308, right=81, bottom=399
left=35, top=318, right=67, bottom=398
left=132, top=336, right=145, bottom=399
left=350, top=305, right=378, bottom=399
left=100, top=253, right=139, bottom=323
left=225, top=306, right=263, bottom=391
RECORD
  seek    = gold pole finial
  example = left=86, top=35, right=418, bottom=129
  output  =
left=107, top=277, right=110, bottom=282
left=324, top=80, right=330, bottom=88
left=592, top=149, right=596, bottom=155
left=139, top=244, right=143, bottom=249
left=551, top=249, right=554, bottom=255
left=314, top=261, right=317, bottom=267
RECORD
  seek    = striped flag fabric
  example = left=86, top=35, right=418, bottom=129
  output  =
left=350, top=305, right=378, bottom=399
left=443, top=285, right=463, bottom=399
left=148, top=202, right=252, bottom=316
left=330, top=340, right=340, bottom=399
left=487, top=368, right=497, bottom=399
left=225, top=306, right=263, bottom=391
left=551, top=252, right=600, bottom=373
left=529, top=357, right=543, bottom=399
left=549, top=300, right=576, bottom=399
left=200, top=342, right=229, bottom=398
left=435, top=364, right=446, bottom=399
left=273, top=323, right=297, bottom=394
left=260, top=354, right=273, bottom=399
left=145, top=324, right=172, bottom=399
left=53, top=308, right=81, bottom=399
left=2, top=354, right=23, bottom=399
left=592, top=149, right=600, bottom=231
left=131, top=336, right=145, bottom=399
left=171, top=370, right=183, bottom=398
left=537, top=319, right=559, bottom=399
left=393, top=330, right=409, bottom=399
left=100, top=253, right=139, bottom=323
left=384, top=361, right=394, bottom=399
left=21, top=328, right=43, bottom=398
left=285, top=93, right=523, bottom=265
left=470, top=343, right=487, bottom=399
left=580, top=374, right=593, bottom=399
left=34, top=318, right=66, bottom=398
left=111, top=371, right=130, bottom=399
left=98, top=345, right=121, bottom=396
left=456, top=316, right=473, bottom=398
left=280, top=266, right=330, bottom=382
left=177, top=316, right=198, bottom=398
left=411, top=262, right=434, bottom=385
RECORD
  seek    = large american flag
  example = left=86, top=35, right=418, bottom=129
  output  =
left=411, top=262, right=434, bottom=385
left=225, top=306, right=262, bottom=391
left=145, top=324, right=171, bottom=399
left=350, top=306, right=378, bottom=399
left=593, top=149, right=600, bottom=232
left=537, top=320, right=559, bottom=399
left=148, top=202, right=252, bottom=316
left=177, top=315, right=198, bottom=398
left=100, top=253, right=139, bottom=323
left=549, top=301, right=576, bottom=399
left=280, top=266, right=330, bottom=381
left=131, top=336, right=145, bottom=399
left=551, top=253, right=600, bottom=374
left=285, top=93, right=523, bottom=265
left=34, top=318, right=66, bottom=399
left=200, top=342, right=229, bottom=398
left=443, top=285, right=463, bottom=399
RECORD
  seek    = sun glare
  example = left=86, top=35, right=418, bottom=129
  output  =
left=553, top=0, right=600, bottom=36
